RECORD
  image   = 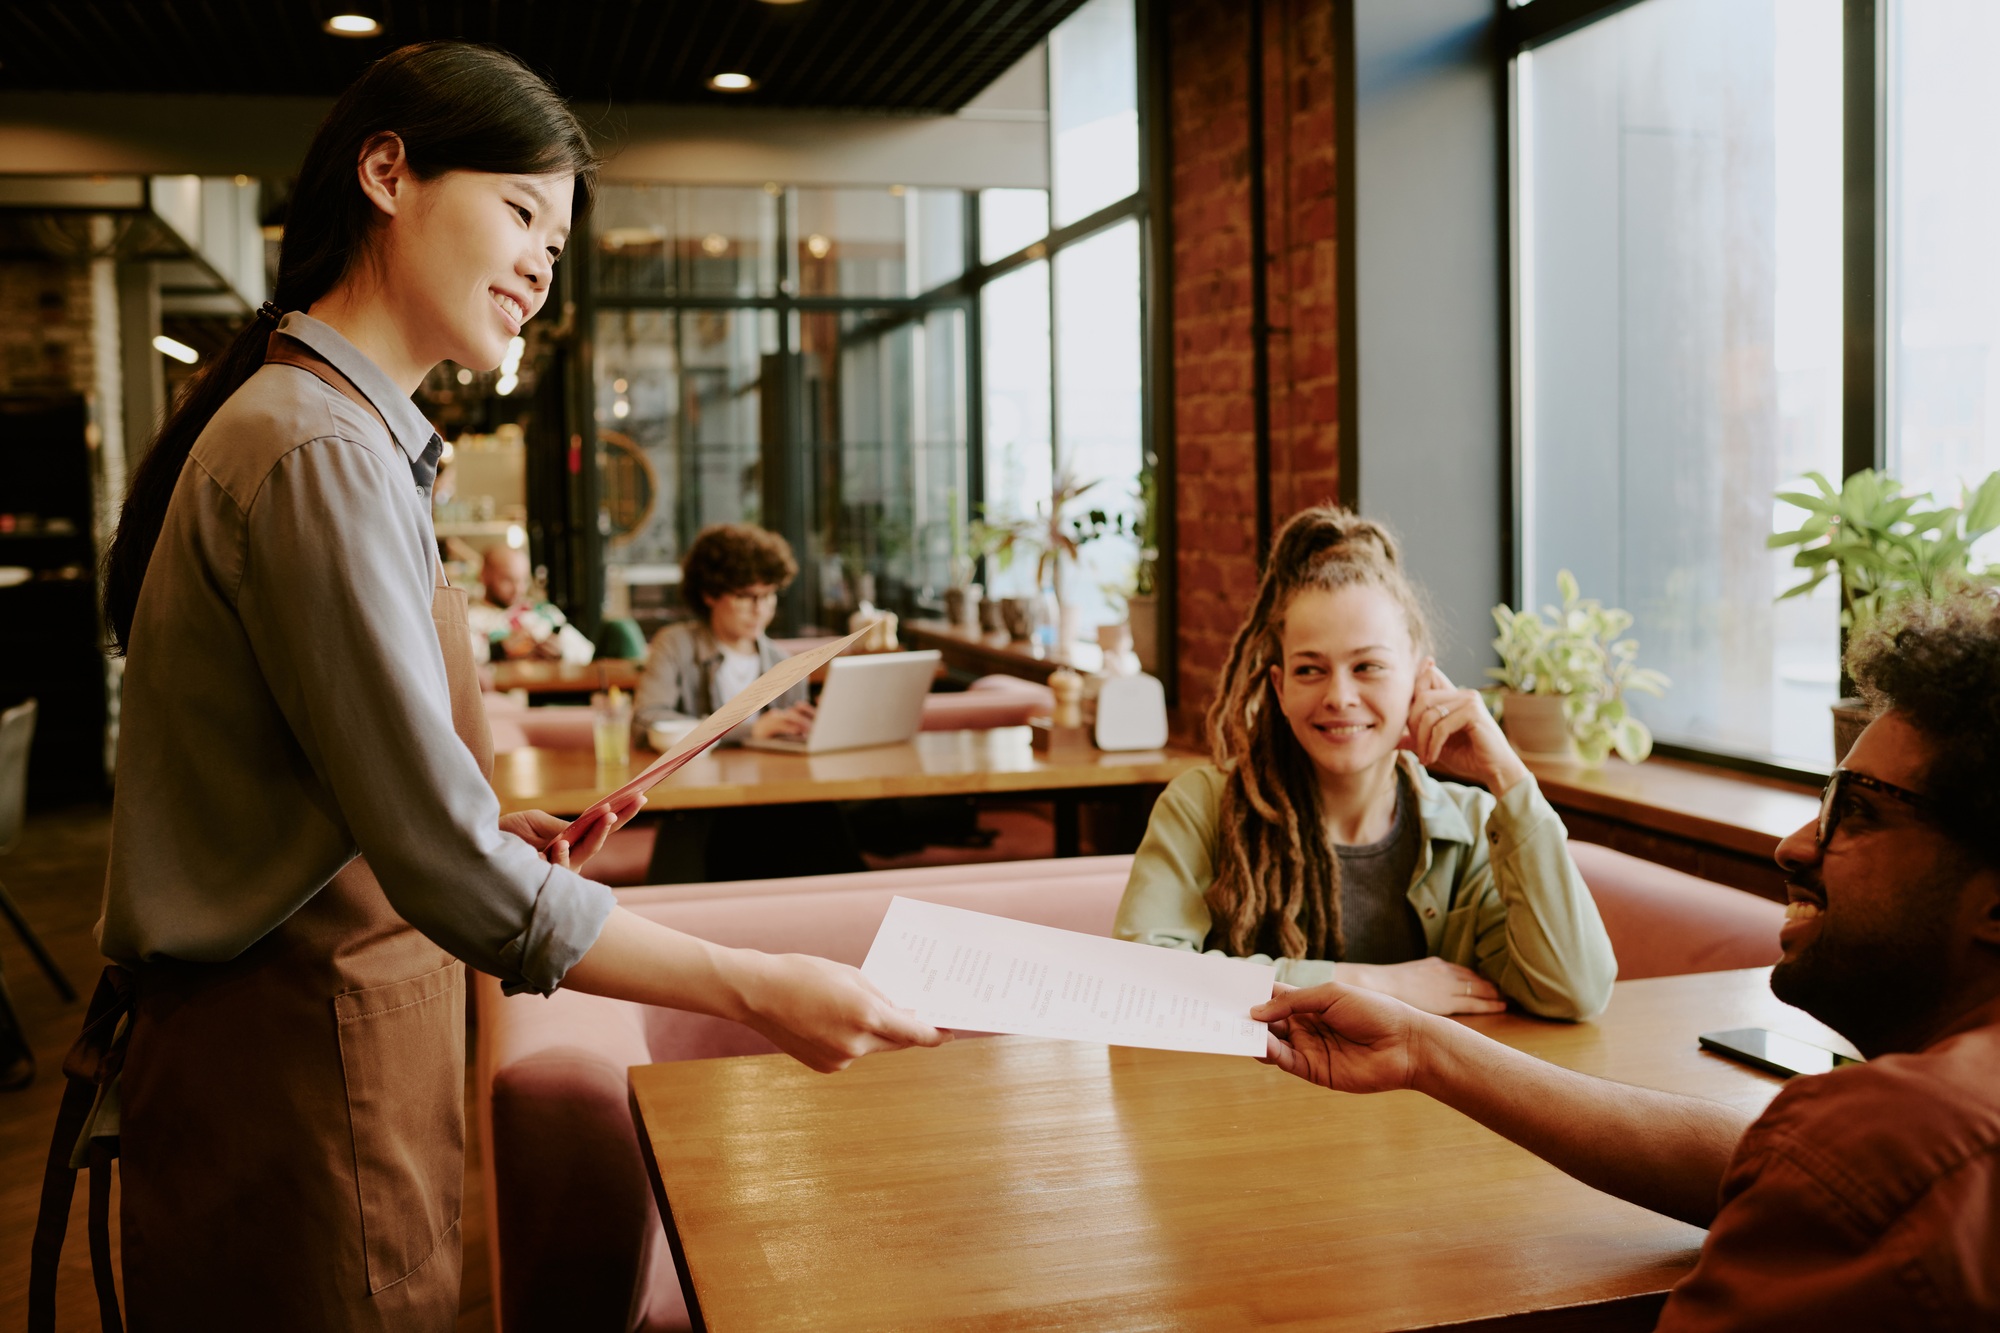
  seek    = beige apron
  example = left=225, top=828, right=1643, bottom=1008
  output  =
left=33, top=336, right=491, bottom=1332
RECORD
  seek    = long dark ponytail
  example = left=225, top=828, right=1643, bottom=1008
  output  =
left=104, top=42, right=597, bottom=652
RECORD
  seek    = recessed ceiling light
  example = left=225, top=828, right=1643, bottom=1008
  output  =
left=324, top=14, right=382, bottom=37
left=152, top=335, right=199, bottom=365
left=707, top=72, right=756, bottom=92
left=758, top=0, right=810, bottom=5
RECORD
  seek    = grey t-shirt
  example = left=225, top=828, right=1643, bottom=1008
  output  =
left=1333, top=773, right=1428, bottom=964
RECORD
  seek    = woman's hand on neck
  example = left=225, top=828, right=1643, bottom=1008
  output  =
left=308, top=280, right=436, bottom=398
left=1316, top=753, right=1402, bottom=847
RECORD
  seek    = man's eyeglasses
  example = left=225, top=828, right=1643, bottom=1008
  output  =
left=1816, top=768, right=1937, bottom=847
left=722, top=588, right=779, bottom=606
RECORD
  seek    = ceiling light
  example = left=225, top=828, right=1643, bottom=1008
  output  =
left=152, top=335, right=198, bottom=365
left=700, top=233, right=730, bottom=257
left=707, top=72, right=756, bottom=92
left=612, top=378, right=629, bottom=393
left=757, top=0, right=810, bottom=5
left=805, top=234, right=832, bottom=259
left=455, top=368, right=474, bottom=385
left=324, top=14, right=382, bottom=37
left=495, top=374, right=519, bottom=397
left=506, top=524, right=526, bottom=549
left=612, top=399, right=630, bottom=419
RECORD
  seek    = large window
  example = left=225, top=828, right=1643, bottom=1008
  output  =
left=581, top=0, right=1152, bottom=643
left=1888, top=0, right=2000, bottom=556
left=1515, top=0, right=1843, bottom=766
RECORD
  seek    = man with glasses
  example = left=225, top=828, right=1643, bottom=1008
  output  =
left=1254, top=591, right=2000, bottom=1327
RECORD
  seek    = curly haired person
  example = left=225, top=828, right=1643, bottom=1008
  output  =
left=1115, top=505, right=1616, bottom=1019
left=1258, top=588, right=2000, bottom=1328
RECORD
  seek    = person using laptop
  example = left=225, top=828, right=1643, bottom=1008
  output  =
left=633, top=522, right=865, bottom=881
left=633, top=522, right=817, bottom=747
left=1255, top=590, right=2000, bottom=1327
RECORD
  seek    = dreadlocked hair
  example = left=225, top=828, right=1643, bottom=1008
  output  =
left=1204, top=505, right=1433, bottom=961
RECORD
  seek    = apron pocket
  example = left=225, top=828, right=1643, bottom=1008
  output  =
left=334, top=961, right=466, bottom=1294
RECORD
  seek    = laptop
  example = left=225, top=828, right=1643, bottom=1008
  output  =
left=741, top=649, right=941, bottom=754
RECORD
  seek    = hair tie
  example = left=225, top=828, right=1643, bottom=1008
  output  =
left=257, top=300, right=284, bottom=325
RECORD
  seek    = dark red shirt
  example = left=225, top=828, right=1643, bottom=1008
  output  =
left=1658, top=996, right=2000, bottom=1330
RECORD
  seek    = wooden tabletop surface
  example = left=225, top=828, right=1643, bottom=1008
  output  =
left=632, top=968, right=1849, bottom=1332
left=1524, top=755, right=1821, bottom=861
left=486, top=658, right=643, bottom=694
left=492, top=725, right=1207, bottom=815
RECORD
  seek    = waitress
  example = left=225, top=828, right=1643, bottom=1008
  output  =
left=33, top=42, right=943, bottom=1332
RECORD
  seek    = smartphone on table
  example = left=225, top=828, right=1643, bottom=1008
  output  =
left=1699, top=1028, right=1859, bottom=1079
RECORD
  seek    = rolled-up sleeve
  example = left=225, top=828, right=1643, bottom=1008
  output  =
left=1460, top=778, right=1617, bottom=1020
left=236, top=436, right=612, bottom=994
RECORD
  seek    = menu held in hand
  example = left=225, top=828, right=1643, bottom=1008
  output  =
left=862, top=897, right=1275, bottom=1057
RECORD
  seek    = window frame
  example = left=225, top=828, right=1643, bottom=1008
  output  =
left=1499, top=0, right=1879, bottom=783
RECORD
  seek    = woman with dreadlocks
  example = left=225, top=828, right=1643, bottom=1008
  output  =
left=1115, top=506, right=1615, bottom=1018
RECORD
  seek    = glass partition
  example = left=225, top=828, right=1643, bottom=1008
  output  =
left=592, top=184, right=780, bottom=300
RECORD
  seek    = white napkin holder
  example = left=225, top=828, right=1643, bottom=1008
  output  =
left=1093, top=673, right=1168, bottom=752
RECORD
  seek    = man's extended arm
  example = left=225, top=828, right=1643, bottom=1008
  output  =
left=1255, top=983, right=1752, bottom=1228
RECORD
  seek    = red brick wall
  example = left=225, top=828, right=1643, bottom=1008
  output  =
left=1168, top=0, right=1346, bottom=740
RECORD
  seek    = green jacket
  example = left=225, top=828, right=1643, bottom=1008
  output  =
left=1113, top=754, right=1617, bottom=1019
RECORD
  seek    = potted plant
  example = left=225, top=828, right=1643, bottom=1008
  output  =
left=1487, top=570, right=1669, bottom=767
left=1767, top=468, right=2000, bottom=758
left=970, top=472, right=1113, bottom=649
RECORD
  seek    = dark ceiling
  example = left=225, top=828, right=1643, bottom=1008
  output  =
left=0, top=0, right=1084, bottom=111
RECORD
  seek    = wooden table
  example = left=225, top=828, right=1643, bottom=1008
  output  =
left=631, top=968, right=1849, bottom=1332
left=493, top=727, right=1206, bottom=854
left=905, top=618, right=1104, bottom=683
left=486, top=658, right=643, bottom=695
left=1526, top=756, right=1821, bottom=899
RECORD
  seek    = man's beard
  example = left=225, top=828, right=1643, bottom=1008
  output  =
left=1770, top=868, right=1958, bottom=1056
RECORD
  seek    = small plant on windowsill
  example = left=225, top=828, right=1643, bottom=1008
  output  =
left=1766, top=468, right=2000, bottom=758
left=1486, top=570, right=1669, bottom=768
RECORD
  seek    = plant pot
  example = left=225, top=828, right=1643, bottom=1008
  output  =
left=1831, top=697, right=1870, bottom=763
left=1499, top=692, right=1579, bottom=764
left=1127, top=594, right=1158, bottom=674
left=944, top=583, right=982, bottom=631
left=998, top=596, right=1033, bottom=641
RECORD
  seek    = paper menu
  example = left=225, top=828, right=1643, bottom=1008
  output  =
left=547, top=623, right=870, bottom=849
left=862, top=897, right=1274, bottom=1057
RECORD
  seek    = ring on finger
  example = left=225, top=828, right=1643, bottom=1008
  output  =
left=1431, top=701, right=1451, bottom=719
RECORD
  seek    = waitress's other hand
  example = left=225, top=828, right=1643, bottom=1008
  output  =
left=750, top=701, right=815, bottom=741
left=1400, top=661, right=1530, bottom=797
left=1335, top=957, right=1506, bottom=1016
left=499, top=793, right=647, bottom=872
left=735, top=951, right=951, bottom=1073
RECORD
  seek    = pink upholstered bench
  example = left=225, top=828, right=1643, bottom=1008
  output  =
left=474, top=843, right=1783, bottom=1332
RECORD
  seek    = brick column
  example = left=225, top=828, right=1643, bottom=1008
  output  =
left=1168, top=0, right=1347, bottom=741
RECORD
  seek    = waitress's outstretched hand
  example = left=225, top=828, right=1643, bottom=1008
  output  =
left=734, top=953, right=952, bottom=1073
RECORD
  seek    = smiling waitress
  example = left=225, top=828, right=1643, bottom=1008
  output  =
left=29, top=43, right=944, bottom=1332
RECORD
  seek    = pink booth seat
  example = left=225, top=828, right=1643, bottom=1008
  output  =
left=484, top=675, right=1051, bottom=758
left=474, top=856, right=1132, bottom=1333
left=1569, top=841, right=1784, bottom=979
left=474, top=842, right=1788, bottom=1333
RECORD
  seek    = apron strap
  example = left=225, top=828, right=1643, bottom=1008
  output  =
left=265, top=330, right=394, bottom=436
left=30, top=965, right=135, bottom=1333
left=265, top=331, right=453, bottom=588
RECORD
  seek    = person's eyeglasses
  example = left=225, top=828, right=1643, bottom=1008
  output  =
left=723, top=588, right=779, bottom=606
left=1816, top=768, right=1937, bottom=847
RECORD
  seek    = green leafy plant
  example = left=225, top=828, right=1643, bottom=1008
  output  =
left=969, top=472, right=1116, bottom=594
left=1487, top=570, right=1669, bottom=765
left=1766, top=468, right=2000, bottom=629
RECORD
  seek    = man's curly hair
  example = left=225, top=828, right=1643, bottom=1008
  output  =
left=1846, top=588, right=2000, bottom=866
left=680, top=523, right=798, bottom=613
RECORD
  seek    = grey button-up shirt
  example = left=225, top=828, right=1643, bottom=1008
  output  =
left=97, top=312, right=613, bottom=995
left=632, top=620, right=808, bottom=745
